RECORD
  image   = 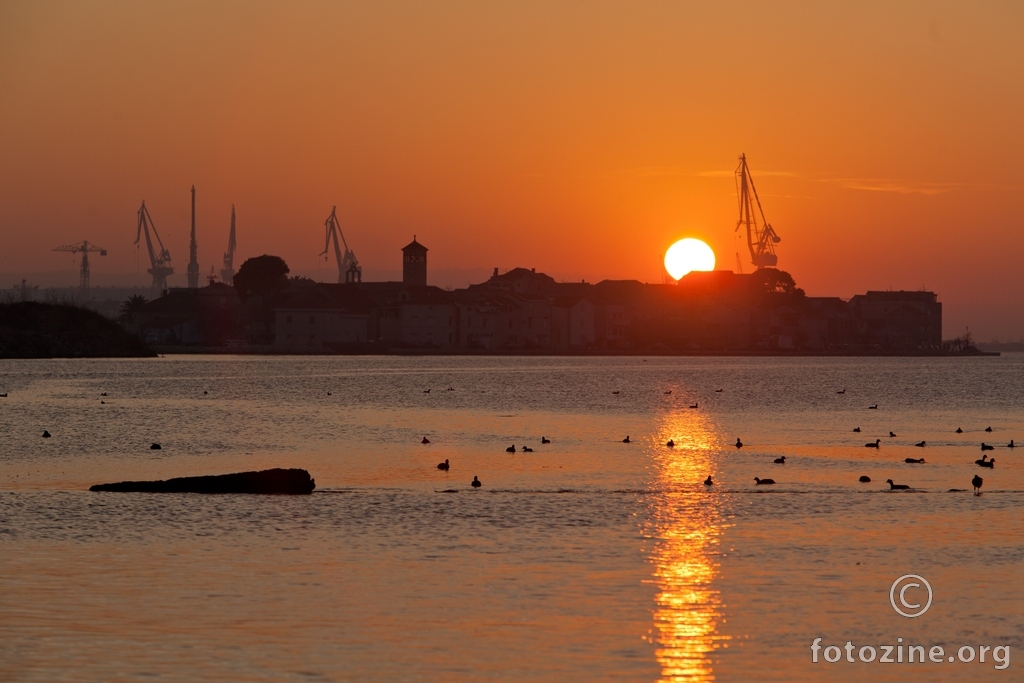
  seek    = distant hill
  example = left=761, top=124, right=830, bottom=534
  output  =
left=0, top=302, right=156, bottom=358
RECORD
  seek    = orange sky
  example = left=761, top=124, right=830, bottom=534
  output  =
left=1, top=1, right=1022, bottom=338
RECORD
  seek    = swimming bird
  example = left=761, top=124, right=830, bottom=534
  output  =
left=868, top=404, right=878, bottom=409
left=541, top=437, right=551, bottom=444
left=622, top=436, right=630, bottom=443
left=0, top=393, right=7, bottom=397
left=100, top=392, right=107, bottom=396
left=853, top=427, right=861, bottom=433
left=664, top=390, right=672, bottom=395
left=203, top=391, right=208, bottom=395
left=42, top=430, right=50, bottom=438
left=865, top=439, right=881, bottom=448
left=981, top=443, right=994, bottom=451
left=979, top=458, right=995, bottom=469
left=100, top=400, right=105, bottom=404
left=886, top=479, right=910, bottom=490
left=471, top=476, right=481, bottom=488
left=914, top=441, right=926, bottom=447
left=904, top=457, right=925, bottom=464
left=437, top=459, right=449, bottom=471
left=506, top=445, right=516, bottom=453
left=423, top=388, right=430, bottom=394
left=735, top=438, right=743, bottom=448
left=859, top=475, right=872, bottom=483
left=774, top=456, right=786, bottom=464
left=972, top=474, right=983, bottom=494
left=612, top=391, right=620, bottom=395
left=889, top=432, right=897, bottom=437
left=976, top=454, right=989, bottom=466
left=150, top=443, right=161, bottom=450
left=715, top=388, right=723, bottom=392
left=753, top=477, right=775, bottom=485
left=837, top=388, right=846, bottom=394
left=985, top=426, right=993, bottom=432
left=422, top=436, right=430, bottom=444
left=956, top=427, right=963, bottom=433
left=666, top=439, right=675, bottom=448
left=689, top=403, right=699, bottom=409
left=1008, top=440, right=1016, bottom=448
left=522, top=446, right=534, bottom=453
left=327, top=391, right=332, bottom=396
left=704, top=476, right=713, bottom=486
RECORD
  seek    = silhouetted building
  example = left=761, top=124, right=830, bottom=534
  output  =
left=402, top=237, right=428, bottom=287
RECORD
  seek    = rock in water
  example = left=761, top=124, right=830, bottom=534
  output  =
left=90, top=468, right=315, bottom=495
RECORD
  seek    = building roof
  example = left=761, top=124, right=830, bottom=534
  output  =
left=402, top=237, right=428, bottom=252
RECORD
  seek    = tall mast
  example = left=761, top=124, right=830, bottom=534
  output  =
left=187, top=185, right=200, bottom=288
left=734, top=154, right=780, bottom=270
left=220, top=205, right=236, bottom=286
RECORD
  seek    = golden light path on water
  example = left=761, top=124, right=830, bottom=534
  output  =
left=649, top=409, right=730, bottom=682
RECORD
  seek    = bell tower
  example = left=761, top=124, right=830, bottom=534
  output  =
left=402, top=236, right=427, bottom=286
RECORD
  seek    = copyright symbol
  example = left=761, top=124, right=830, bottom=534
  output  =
left=890, top=574, right=933, bottom=618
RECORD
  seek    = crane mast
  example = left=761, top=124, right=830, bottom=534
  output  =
left=220, top=205, right=236, bottom=286
left=322, top=206, right=360, bottom=283
left=734, top=153, right=781, bottom=269
left=52, top=241, right=107, bottom=291
left=187, top=185, right=200, bottom=288
left=135, top=201, right=174, bottom=292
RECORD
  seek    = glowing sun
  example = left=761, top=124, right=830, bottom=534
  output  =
left=664, top=238, right=716, bottom=280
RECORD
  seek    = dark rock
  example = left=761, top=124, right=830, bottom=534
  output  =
left=90, top=468, right=316, bottom=495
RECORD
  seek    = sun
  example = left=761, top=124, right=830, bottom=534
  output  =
left=664, top=238, right=716, bottom=280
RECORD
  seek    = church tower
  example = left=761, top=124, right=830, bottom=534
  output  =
left=402, top=236, right=427, bottom=287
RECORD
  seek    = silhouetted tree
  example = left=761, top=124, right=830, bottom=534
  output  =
left=119, top=294, right=148, bottom=323
left=233, top=255, right=290, bottom=342
left=234, top=255, right=290, bottom=303
left=751, top=268, right=805, bottom=298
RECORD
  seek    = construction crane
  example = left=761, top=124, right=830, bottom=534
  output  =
left=321, top=206, right=360, bottom=283
left=187, top=185, right=199, bottom=289
left=734, top=153, right=781, bottom=269
left=220, top=205, right=236, bottom=286
left=135, top=201, right=174, bottom=292
left=52, top=241, right=107, bottom=291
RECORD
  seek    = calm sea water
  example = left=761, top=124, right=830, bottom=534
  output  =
left=1, top=355, right=1022, bottom=682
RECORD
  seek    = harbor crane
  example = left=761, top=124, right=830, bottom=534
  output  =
left=135, top=201, right=174, bottom=292
left=321, top=206, right=360, bottom=283
left=220, top=205, right=237, bottom=286
left=734, top=153, right=781, bottom=269
left=52, top=241, right=107, bottom=291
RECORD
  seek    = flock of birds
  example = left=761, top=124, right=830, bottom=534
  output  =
left=421, top=390, right=1015, bottom=496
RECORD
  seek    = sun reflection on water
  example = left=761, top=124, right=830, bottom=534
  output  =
left=649, top=410, right=728, bottom=682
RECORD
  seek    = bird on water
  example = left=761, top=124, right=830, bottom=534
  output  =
left=150, top=443, right=161, bottom=450
left=471, top=476, right=481, bottom=488
left=904, top=458, right=925, bottom=464
left=666, top=439, right=675, bottom=448
left=735, top=438, right=743, bottom=448
left=837, top=388, right=846, bottom=394
left=437, top=459, right=449, bottom=471
left=774, top=456, right=786, bottom=464
left=865, top=439, right=881, bottom=448
left=422, top=436, right=430, bottom=444
left=976, top=454, right=990, bottom=466
left=868, top=404, right=878, bottom=410
left=956, top=427, right=963, bottom=433
left=689, top=403, right=699, bottom=409
left=1008, top=440, right=1016, bottom=448
left=754, top=477, right=775, bottom=485
left=972, top=475, right=983, bottom=494
left=985, top=426, right=993, bottom=432
left=853, top=427, right=861, bottom=433
left=522, top=446, right=533, bottom=452
left=506, top=445, right=516, bottom=453
left=859, top=476, right=871, bottom=483
left=622, top=436, right=631, bottom=443
left=889, top=432, right=897, bottom=438
left=914, top=441, right=926, bottom=447
left=979, top=458, right=995, bottom=469
left=886, top=479, right=910, bottom=490
left=42, top=430, right=50, bottom=438
left=541, top=437, right=551, bottom=444
left=981, top=443, right=994, bottom=451
left=704, top=476, right=713, bottom=486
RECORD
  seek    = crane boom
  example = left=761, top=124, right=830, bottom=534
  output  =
left=52, top=240, right=107, bottom=290
left=734, top=153, right=781, bottom=269
left=220, top=205, right=236, bottom=285
left=321, top=206, right=360, bottom=283
left=135, top=201, right=174, bottom=292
